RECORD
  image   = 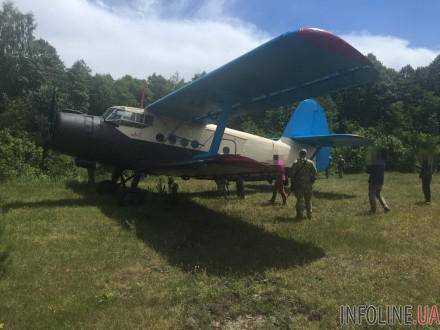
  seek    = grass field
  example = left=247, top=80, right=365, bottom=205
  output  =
left=0, top=173, right=439, bottom=328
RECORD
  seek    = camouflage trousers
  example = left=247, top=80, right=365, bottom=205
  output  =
left=271, top=176, right=287, bottom=204
left=368, top=183, right=390, bottom=212
left=293, top=186, right=313, bottom=219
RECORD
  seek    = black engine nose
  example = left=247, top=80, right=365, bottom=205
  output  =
left=51, top=111, right=94, bottom=157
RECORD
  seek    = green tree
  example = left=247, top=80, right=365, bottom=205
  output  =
left=113, top=75, right=145, bottom=107
left=147, top=74, right=175, bottom=103
left=0, top=1, right=36, bottom=100
left=89, top=74, right=115, bottom=115
left=66, top=60, right=91, bottom=112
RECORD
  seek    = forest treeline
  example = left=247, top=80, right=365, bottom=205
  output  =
left=0, top=2, right=439, bottom=180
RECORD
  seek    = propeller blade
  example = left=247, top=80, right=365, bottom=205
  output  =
left=48, top=88, right=58, bottom=138
left=42, top=88, right=58, bottom=171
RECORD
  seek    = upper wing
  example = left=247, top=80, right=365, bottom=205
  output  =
left=147, top=28, right=377, bottom=122
left=292, top=134, right=370, bottom=147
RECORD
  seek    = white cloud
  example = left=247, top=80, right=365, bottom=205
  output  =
left=7, top=0, right=267, bottom=79
left=342, top=32, right=439, bottom=70
left=6, top=0, right=439, bottom=77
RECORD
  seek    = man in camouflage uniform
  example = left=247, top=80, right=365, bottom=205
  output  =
left=290, top=149, right=317, bottom=219
left=337, top=156, right=345, bottom=178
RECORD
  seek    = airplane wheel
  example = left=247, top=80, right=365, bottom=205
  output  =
left=96, top=180, right=119, bottom=194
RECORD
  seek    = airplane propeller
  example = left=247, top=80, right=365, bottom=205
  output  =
left=48, top=88, right=58, bottom=139
left=41, top=88, right=58, bottom=170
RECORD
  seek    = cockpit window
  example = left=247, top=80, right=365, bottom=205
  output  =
left=107, top=110, right=131, bottom=121
left=101, top=108, right=114, bottom=119
left=103, top=108, right=154, bottom=128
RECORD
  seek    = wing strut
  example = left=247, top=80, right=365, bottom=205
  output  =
left=208, top=105, right=232, bottom=155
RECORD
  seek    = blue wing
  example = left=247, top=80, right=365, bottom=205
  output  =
left=291, top=134, right=370, bottom=147
left=147, top=28, right=377, bottom=122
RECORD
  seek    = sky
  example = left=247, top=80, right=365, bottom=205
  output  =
left=6, top=0, right=440, bottom=80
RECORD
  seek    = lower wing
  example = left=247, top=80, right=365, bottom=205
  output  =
left=146, top=155, right=277, bottom=180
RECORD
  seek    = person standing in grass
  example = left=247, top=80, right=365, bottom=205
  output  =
left=366, top=150, right=390, bottom=214
left=166, top=177, right=179, bottom=205
left=290, top=149, right=317, bottom=219
left=325, top=156, right=332, bottom=179
left=235, top=177, right=246, bottom=199
left=215, top=178, right=229, bottom=198
left=337, top=156, right=345, bottom=178
left=270, top=155, right=287, bottom=205
left=416, top=156, right=434, bottom=204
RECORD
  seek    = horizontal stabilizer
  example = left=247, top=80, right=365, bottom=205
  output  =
left=291, top=134, right=369, bottom=147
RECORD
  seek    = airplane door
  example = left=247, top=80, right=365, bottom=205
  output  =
left=220, top=138, right=236, bottom=155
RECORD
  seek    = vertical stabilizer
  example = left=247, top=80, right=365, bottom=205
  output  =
left=282, top=99, right=331, bottom=171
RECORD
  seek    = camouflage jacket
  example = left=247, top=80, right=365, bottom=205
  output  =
left=290, top=159, right=317, bottom=187
left=417, top=161, right=434, bottom=179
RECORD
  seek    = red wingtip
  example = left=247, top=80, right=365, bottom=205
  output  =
left=298, top=27, right=368, bottom=63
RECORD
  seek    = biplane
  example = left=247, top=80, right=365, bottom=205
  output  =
left=50, top=28, right=376, bottom=195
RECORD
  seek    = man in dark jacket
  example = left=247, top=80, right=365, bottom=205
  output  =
left=416, top=156, right=433, bottom=204
left=366, top=151, right=390, bottom=214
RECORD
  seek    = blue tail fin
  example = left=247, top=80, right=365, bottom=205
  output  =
left=282, top=99, right=330, bottom=138
left=282, top=99, right=369, bottom=171
left=282, top=99, right=331, bottom=171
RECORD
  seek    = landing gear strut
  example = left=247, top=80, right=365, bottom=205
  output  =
left=95, top=168, right=146, bottom=205
left=97, top=168, right=134, bottom=194
left=120, top=171, right=145, bottom=206
left=131, top=174, right=142, bottom=189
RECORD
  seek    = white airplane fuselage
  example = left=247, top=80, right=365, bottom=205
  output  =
left=52, top=105, right=316, bottom=181
left=113, top=106, right=309, bottom=168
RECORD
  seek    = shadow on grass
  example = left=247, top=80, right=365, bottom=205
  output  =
left=245, top=184, right=356, bottom=200
left=182, top=182, right=274, bottom=199
left=180, top=190, right=230, bottom=199
left=3, top=199, right=92, bottom=212
left=62, top=181, right=324, bottom=277
left=245, top=183, right=275, bottom=193
left=313, top=191, right=356, bottom=200
left=274, top=216, right=304, bottom=223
